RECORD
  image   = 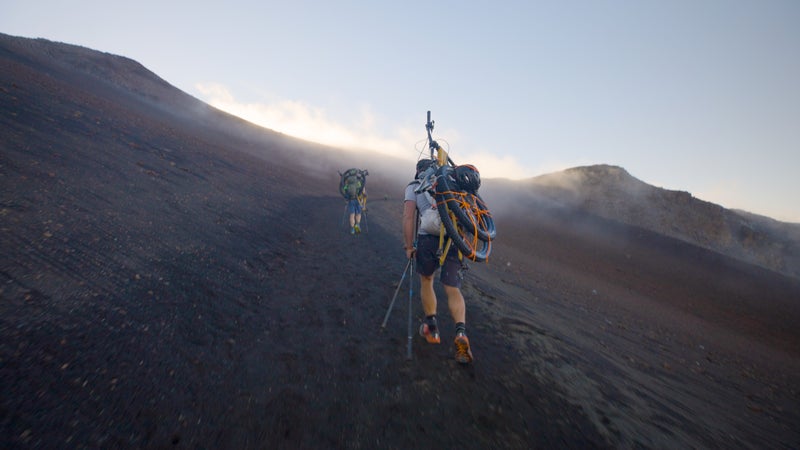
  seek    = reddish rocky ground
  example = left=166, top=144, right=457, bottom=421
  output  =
left=2, top=35, right=799, bottom=448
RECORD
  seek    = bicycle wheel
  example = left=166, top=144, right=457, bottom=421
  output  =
left=434, top=165, right=496, bottom=241
left=436, top=198, right=491, bottom=262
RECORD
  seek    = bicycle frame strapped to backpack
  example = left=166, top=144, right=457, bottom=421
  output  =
left=414, top=111, right=495, bottom=263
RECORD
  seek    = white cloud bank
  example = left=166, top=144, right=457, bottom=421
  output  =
left=195, top=82, right=408, bottom=157
left=193, top=82, right=538, bottom=180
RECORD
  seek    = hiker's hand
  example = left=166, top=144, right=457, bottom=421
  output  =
left=405, top=246, right=416, bottom=259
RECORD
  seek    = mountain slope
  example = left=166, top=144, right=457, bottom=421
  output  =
left=2, top=33, right=799, bottom=449
left=485, top=164, right=800, bottom=279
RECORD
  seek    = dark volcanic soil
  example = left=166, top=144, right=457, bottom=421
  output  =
left=2, top=34, right=799, bottom=449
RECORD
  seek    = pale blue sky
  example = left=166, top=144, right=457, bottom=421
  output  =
left=3, top=1, right=799, bottom=221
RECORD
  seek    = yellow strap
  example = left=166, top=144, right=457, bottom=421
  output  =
left=437, top=145, right=448, bottom=166
left=439, top=237, right=451, bottom=266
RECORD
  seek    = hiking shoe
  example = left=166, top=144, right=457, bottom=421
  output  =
left=350, top=227, right=355, bottom=235
left=354, top=223, right=361, bottom=233
left=454, top=332, right=473, bottom=364
left=419, top=322, right=441, bottom=344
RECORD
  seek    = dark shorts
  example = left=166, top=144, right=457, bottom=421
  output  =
left=347, top=199, right=362, bottom=214
left=415, top=234, right=463, bottom=288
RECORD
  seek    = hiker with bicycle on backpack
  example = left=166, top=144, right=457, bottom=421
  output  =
left=403, top=158, right=474, bottom=364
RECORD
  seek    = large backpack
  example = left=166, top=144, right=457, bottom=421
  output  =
left=346, top=175, right=361, bottom=199
left=410, top=163, right=494, bottom=263
left=339, top=168, right=367, bottom=200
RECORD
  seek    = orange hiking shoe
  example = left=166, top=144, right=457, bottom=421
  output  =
left=418, top=322, right=441, bottom=344
left=454, top=332, right=473, bottom=364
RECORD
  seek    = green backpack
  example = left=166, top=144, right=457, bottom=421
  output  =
left=345, top=176, right=361, bottom=200
left=339, top=168, right=367, bottom=199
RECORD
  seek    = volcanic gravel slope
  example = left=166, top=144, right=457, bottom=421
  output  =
left=2, top=34, right=799, bottom=449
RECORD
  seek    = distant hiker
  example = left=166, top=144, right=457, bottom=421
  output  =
left=403, top=158, right=473, bottom=364
left=339, top=168, right=368, bottom=234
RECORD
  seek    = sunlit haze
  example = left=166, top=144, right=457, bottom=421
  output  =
left=3, top=1, right=799, bottom=222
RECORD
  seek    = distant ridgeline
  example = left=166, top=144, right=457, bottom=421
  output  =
left=528, top=165, right=800, bottom=279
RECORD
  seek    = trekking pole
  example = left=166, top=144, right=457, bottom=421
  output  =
left=381, top=258, right=412, bottom=328
left=406, top=258, right=414, bottom=360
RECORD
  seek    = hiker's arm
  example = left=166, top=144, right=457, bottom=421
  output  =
left=403, top=200, right=416, bottom=257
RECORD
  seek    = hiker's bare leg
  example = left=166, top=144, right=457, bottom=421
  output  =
left=444, top=285, right=466, bottom=324
left=420, top=274, right=437, bottom=316
left=355, top=212, right=361, bottom=225
left=349, top=213, right=355, bottom=227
